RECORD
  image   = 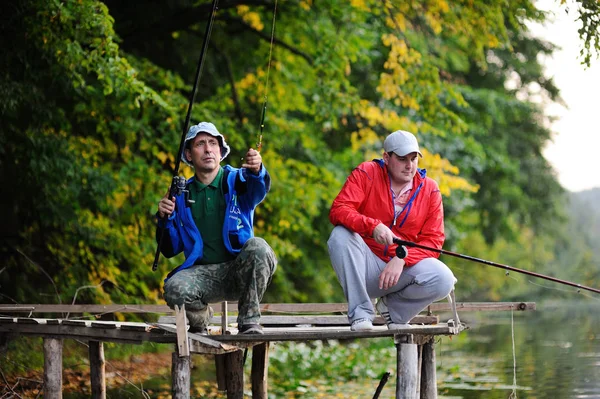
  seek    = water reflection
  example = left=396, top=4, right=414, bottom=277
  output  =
left=438, top=300, right=600, bottom=399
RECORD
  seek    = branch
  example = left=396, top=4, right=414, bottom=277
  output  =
left=221, top=15, right=313, bottom=64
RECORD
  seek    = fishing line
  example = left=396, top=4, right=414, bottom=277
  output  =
left=256, top=0, right=278, bottom=151
left=509, top=309, right=518, bottom=399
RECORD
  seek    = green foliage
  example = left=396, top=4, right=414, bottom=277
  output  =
left=1, top=0, right=599, bottom=307
left=269, top=339, right=395, bottom=394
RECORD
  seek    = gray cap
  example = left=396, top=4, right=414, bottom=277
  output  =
left=182, top=122, right=231, bottom=166
left=383, top=130, right=423, bottom=157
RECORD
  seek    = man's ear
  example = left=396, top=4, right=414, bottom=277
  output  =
left=383, top=152, right=390, bottom=165
left=184, top=148, right=192, bottom=162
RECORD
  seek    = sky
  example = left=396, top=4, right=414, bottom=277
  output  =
left=530, top=0, right=600, bottom=192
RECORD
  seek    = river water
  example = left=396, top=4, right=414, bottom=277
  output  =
left=265, top=299, right=600, bottom=398
left=436, top=299, right=600, bottom=398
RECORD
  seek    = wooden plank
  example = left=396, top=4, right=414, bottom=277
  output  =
left=174, top=304, right=189, bottom=357
left=0, top=304, right=173, bottom=314
left=154, top=323, right=237, bottom=351
left=0, top=321, right=171, bottom=344
left=157, top=314, right=438, bottom=326
left=0, top=301, right=536, bottom=314
left=199, top=324, right=463, bottom=343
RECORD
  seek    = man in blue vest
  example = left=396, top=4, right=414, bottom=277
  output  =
left=156, top=122, right=277, bottom=334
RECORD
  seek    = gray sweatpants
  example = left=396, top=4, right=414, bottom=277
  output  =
left=328, top=226, right=456, bottom=324
left=163, top=237, right=277, bottom=328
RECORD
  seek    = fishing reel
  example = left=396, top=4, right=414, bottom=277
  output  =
left=395, top=243, right=408, bottom=259
left=171, top=176, right=195, bottom=206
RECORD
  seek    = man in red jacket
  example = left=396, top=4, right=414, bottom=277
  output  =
left=328, top=130, right=456, bottom=331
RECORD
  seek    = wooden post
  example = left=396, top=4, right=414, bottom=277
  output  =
left=215, top=354, right=227, bottom=391
left=43, top=337, right=63, bottom=399
left=251, top=343, right=269, bottom=399
left=221, top=301, right=228, bottom=333
left=420, top=339, right=437, bottom=399
left=171, top=350, right=191, bottom=399
left=225, top=350, right=244, bottom=399
left=395, top=334, right=418, bottom=399
left=89, top=341, right=106, bottom=399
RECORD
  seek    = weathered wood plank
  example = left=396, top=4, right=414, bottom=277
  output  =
left=0, top=301, right=536, bottom=314
left=157, top=314, right=438, bottom=326
left=174, top=304, right=189, bottom=357
left=0, top=320, right=171, bottom=344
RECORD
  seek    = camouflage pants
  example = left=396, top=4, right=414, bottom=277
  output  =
left=163, top=237, right=277, bottom=328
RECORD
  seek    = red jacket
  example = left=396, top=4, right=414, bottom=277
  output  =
left=329, top=159, right=444, bottom=266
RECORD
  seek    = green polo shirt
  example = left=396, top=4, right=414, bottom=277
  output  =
left=189, top=167, right=235, bottom=265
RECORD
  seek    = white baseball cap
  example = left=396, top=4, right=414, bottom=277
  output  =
left=182, top=122, right=231, bottom=166
left=383, top=130, right=423, bottom=157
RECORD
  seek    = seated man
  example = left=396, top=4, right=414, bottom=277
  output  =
left=156, top=122, right=277, bottom=334
left=328, top=130, right=456, bottom=331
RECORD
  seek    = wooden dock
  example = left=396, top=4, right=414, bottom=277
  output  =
left=0, top=299, right=535, bottom=398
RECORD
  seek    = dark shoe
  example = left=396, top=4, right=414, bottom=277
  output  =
left=239, top=323, right=263, bottom=335
left=188, top=325, right=208, bottom=335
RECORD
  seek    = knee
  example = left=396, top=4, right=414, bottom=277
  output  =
left=241, top=237, right=277, bottom=271
left=163, top=276, right=196, bottom=308
left=327, top=225, right=354, bottom=252
left=436, top=263, right=457, bottom=297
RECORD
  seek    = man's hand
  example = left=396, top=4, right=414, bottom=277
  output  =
left=372, top=223, right=395, bottom=245
left=242, top=148, right=262, bottom=175
left=157, top=191, right=176, bottom=219
left=379, top=256, right=405, bottom=290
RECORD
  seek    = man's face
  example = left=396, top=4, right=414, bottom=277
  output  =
left=185, top=133, right=222, bottom=172
left=384, top=151, right=419, bottom=185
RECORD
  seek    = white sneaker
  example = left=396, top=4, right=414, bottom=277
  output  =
left=350, top=318, right=374, bottom=331
left=376, top=297, right=412, bottom=330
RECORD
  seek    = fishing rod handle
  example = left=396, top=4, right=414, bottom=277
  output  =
left=393, top=238, right=418, bottom=248
left=151, top=176, right=191, bottom=271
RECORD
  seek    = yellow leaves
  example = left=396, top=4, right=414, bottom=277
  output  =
left=299, top=0, right=312, bottom=11
left=156, top=151, right=169, bottom=164
left=350, top=127, right=379, bottom=152
left=237, top=5, right=264, bottom=31
left=355, top=100, right=416, bottom=133
left=377, top=35, right=421, bottom=109
left=420, top=148, right=478, bottom=196
left=350, top=0, right=370, bottom=12
left=238, top=72, right=258, bottom=91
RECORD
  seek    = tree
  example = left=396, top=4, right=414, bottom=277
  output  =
left=1, top=0, right=598, bottom=305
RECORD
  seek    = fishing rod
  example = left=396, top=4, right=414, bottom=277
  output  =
left=393, top=238, right=600, bottom=295
left=255, top=0, right=278, bottom=152
left=152, top=0, right=220, bottom=272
